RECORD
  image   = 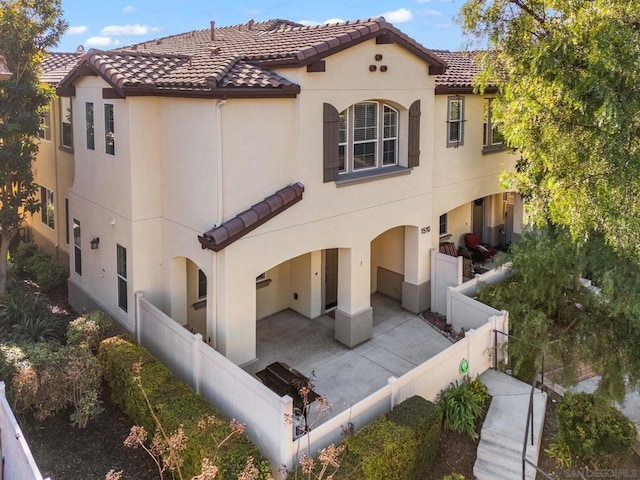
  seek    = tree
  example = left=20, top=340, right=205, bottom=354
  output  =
left=0, top=0, right=67, bottom=294
left=459, top=0, right=640, bottom=257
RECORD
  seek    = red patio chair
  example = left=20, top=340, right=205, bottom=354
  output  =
left=464, top=233, right=496, bottom=263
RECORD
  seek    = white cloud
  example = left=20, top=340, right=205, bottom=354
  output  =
left=380, top=8, right=414, bottom=23
left=68, top=25, right=88, bottom=35
left=86, top=36, right=113, bottom=47
left=420, top=8, right=443, bottom=16
left=122, top=5, right=136, bottom=14
left=298, top=18, right=345, bottom=26
left=100, top=24, right=160, bottom=36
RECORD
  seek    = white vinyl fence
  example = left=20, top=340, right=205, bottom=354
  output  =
left=135, top=293, right=293, bottom=475
left=430, top=249, right=463, bottom=316
left=134, top=293, right=508, bottom=478
left=291, top=313, right=508, bottom=465
left=0, top=382, right=49, bottom=480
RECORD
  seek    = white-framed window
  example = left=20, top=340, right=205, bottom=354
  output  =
left=104, top=103, right=115, bottom=155
left=197, top=269, right=207, bottom=299
left=86, top=102, right=95, bottom=150
left=40, top=186, right=54, bottom=229
left=338, top=101, right=398, bottom=174
left=38, top=108, right=51, bottom=141
left=483, top=98, right=504, bottom=149
left=117, top=244, right=127, bottom=311
left=439, top=213, right=448, bottom=235
left=60, top=96, right=73, bottom=149
left=447, top=96, right=464, bottom=147
left=73, top=219, right=81, bottom=275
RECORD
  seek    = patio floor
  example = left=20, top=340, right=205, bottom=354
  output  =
left=243, top=293, right=453, bottom=421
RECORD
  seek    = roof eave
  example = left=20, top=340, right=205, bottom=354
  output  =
left=435, top=85, right=500, bottom=95
left=117, top=84, right=301, bottom=99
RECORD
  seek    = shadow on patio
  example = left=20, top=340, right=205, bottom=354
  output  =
left=243, top=293, right=453, bottom=422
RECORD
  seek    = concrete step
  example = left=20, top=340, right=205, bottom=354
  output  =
left=474, top=371, right=547, bottom=480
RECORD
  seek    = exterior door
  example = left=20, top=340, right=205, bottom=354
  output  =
left=472, top=199, right=484, bottom=240
left=324, top=249, right=338, bottom=311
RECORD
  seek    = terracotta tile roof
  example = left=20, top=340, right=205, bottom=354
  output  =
left=198, top=183, right=304, bottom=252
left=41, top=52, right=81, bottom=85
left=433, top=50, right=499, bottom=93
left=59, top=18, right=446, bottom=98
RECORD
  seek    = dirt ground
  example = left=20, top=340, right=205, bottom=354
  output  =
left=21, top=384, right=157, bottom=480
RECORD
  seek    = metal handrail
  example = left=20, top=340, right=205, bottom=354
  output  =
left=492, top=329, right=555, bottom=480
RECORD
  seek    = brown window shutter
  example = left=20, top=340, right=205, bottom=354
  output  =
left=323, top=103, right=339, bottom=182
left=408, top=100, right=421, bottom=167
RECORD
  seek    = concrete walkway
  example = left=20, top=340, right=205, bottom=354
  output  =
left=474, top=370, right=547, bottom=480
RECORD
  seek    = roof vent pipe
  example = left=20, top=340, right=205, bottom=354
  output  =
left=248, top=19, right=255, bottom=30
left=210, top=21, right=215, bottom=41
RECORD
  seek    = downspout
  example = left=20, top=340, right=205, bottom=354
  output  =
left=210, top=98, right=227, bottom=348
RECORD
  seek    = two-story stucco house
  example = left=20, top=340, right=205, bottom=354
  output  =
left=31, top=18, right=520, bottom=368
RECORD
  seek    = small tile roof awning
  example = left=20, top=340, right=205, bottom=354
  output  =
left=433, top=50, right=500, bottom=93
left=198, top=182, right=304, bottom=252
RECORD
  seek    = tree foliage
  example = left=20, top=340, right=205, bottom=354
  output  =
left=0, top=0, right=67, bottom=294
left=478, top=226, right=640, bottom=401
left=459, top=0, right=640, bottom=257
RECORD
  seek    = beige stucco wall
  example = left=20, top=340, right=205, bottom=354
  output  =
left=29, top=97, right=74, bottom=266
left=63, top=37, right=521, bottom=365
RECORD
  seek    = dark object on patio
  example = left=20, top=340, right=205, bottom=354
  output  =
left=256, top=361, right=320, bottom=417
left=256, top=362, right=320, bottom=434
left=464, top=233, right=496, bottom=263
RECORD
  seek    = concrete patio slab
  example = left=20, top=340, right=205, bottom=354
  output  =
left=246, top=293, right=454, bottom=420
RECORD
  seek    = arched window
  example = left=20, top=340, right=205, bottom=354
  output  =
left=338, top=101, right=398, bottom=174
left=324, top=100, right=420, bottom=183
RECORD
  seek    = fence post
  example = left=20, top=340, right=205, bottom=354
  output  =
left=193, top=333, right=202, bottom=394
left=279, top=396, right=294, bottom=480
left=388, top=376, right=399, bottom=409
left=135, top=291, right=143, bottom=344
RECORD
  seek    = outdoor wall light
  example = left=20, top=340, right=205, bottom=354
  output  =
left=90, top=237, right=100, bottom=249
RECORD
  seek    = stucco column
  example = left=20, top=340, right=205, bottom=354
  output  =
left=402, top=225, right=431, bottom=313
left=335, top=245, right=373, bottom=347
left=215, top=250, right=257, bottom=366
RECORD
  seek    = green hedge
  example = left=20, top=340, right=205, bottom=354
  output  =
left=98, top=335, right=272, bottom=479
left=290, top=396, right=441, bottom=479
left=387, top=395, right=442, bottom=476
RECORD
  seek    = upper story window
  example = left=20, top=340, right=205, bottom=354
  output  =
left=439, top=213, right=448, bottom=235
left=447, top=96, right=464, bottom=147
left=338, top=102, right=398, bottom=174
left=323, top=100, right=420, bottom=183
left=197, top=269, right=207, bottom=299
left=104, top=103, right=115, bottom=155
left=38, top=108, right=51, bottom=141
left=40, top=186, right=54, bottom=229
left=483, top=98, right=505, bottom=152
left=85, top=102, right=95, bottom=150
left=60, top=96, right=73, bottom=149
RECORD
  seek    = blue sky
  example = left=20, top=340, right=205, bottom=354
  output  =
left=55, top=0, right=474, bottom=53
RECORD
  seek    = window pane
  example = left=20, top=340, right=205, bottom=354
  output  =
left=353, top=142, right=376, bottom=170
left=449, top=122, right=460, bottom=143
left=105, top=104, right=115, bottom=155
left=65, top=198, right=69, bottom=244
left=198, top=269, right=207, bottom=299
left=338, top=145, right=346, bottom=172
left=116, top=244, right=127, bottom=278
left=382, top=139, right=397, bottom=165
left=383, top=106, right=397, bottom=139
left=40, top=186, right=54, bottom=229
left=73, top=219, right=81, bottom=275
left=86, top=102, right=95, bottom=150
left=449, top=100, right=461, bottom=121
left=118, top=277, right=128, bottom=311
left=439, top=214, right=448, bottom=235
left=60, top=97, right=73, bottom=148
left=38, top=109, right=51, bottom=141
left=492, top=126, right=505, bottom=145
left=353, top=103, right=377, bottom=142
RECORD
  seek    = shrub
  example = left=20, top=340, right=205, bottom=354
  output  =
left=27, top=251, right=67, bottom=292
left=437, top=377, right=489, bottom=440
left=98, top=335, right=272, bottom=479
left=555, top=392, right=636, bottom=464
left=10, top=242, right=37, bottom=274
left=62, top=345, right=103, bottom=428
left=387, top=395, right=441, bottom=475
left=345, top=416, right=418, bottom=480
left=442, top=475, right=465, bottom=480
left=0, top=289, right=67, bottom=343
left=66, top=311, right=115, bottom=351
